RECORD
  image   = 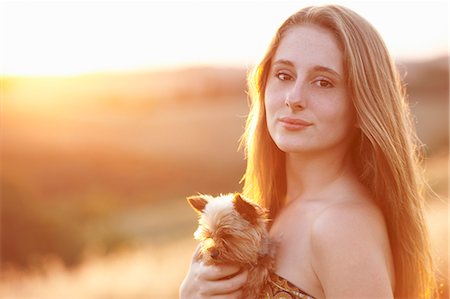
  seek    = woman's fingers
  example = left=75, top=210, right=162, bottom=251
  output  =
left=210, top=289, right=243, bottom=299
left=201, top=269, right=248, bottom=295
left=181, top=244, right=249, bottom=299
left=192, top=243, right=203, bottom=261
left=201, top=263, right=242, bottom=281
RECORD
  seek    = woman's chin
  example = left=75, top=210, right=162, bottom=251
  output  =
left=274, top=141, right=312, bottom=154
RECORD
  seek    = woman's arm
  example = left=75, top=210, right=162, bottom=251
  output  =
left=179, top=245, right=248, bottom=299
left=310, top=202, right=394, bottom=298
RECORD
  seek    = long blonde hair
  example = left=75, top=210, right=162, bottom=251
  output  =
left=241, top=5, right=436, bottom=298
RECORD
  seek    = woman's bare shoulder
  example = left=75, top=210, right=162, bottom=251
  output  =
left=308, top=175, right=387, bottom=235
left=309, top=198, right=394, bottom=297
left=310, top=197, right=389, bottom=252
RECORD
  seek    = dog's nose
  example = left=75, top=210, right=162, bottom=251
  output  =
left=210, top=249, right=219, bottom=259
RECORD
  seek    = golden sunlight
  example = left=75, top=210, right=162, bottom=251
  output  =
left=0, top=1, right=281, bottom=76
left=1, top=1, right=447, bottom=76
left=1, top=2, right=448, bottom=298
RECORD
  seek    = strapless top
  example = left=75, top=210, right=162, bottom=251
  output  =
left=261, top=271, right=316, bottom=299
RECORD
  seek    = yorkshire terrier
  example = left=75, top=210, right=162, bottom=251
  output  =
left=187, top=193, right=275, bottom=298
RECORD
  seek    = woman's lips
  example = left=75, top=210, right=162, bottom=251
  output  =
left=278, top=117, right=312, bottom=130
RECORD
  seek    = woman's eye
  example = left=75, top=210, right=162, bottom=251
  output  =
left=276, top=72, right=293, bottom=81
left=314, top=79, right=333, bottom=88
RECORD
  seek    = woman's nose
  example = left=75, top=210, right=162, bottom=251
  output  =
left=285, top=82, right=306, bottom=111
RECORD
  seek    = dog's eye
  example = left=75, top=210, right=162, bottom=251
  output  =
left=217, top=228, right=229, bottom=237
left=217, top=232, right=231, bottom=241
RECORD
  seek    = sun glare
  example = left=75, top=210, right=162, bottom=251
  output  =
left=0, top=1, right=448, bottom=77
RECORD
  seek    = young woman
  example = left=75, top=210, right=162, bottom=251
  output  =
left=180, top=5, right=436, bottom=299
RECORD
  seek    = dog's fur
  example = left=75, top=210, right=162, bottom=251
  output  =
left=187, top=193, right=275, bottom=298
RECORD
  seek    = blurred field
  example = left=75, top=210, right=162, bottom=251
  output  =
left=0, top=58, right=448, bottom=298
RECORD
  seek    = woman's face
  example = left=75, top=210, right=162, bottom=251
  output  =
left=264, top=24, right=356, bottom=155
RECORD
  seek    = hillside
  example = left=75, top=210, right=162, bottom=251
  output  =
left=0, top=57, right=448, bottom=298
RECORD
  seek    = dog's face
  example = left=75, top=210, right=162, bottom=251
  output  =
left=187, top=193, right=267, bottom=265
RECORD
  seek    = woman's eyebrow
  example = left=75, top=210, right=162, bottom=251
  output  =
left=272, top=59, right=341, bottom=78
left=272, top=59, right=295, bottom=68
left=312, top=65, right=341, bottom=78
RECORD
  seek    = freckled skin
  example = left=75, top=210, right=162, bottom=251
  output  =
left=265, top=25, right=356, bottom=155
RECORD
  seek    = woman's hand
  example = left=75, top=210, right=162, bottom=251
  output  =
left=179, top=246, right=248, bottom=299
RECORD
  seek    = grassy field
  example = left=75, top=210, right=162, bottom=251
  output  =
left=0, top=168, right=447, bottom=299
left=1, top=60, right=448, bottom=298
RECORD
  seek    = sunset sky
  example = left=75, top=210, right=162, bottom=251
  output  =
left=0, top=0, right=448, bottom=76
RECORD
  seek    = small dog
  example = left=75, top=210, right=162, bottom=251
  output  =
left=187, top=193, right=275, bottom=298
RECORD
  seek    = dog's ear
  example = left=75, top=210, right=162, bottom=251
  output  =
left=187, top=195, right=208, bottom=214
left=233, top=193, right=258, bottom=224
